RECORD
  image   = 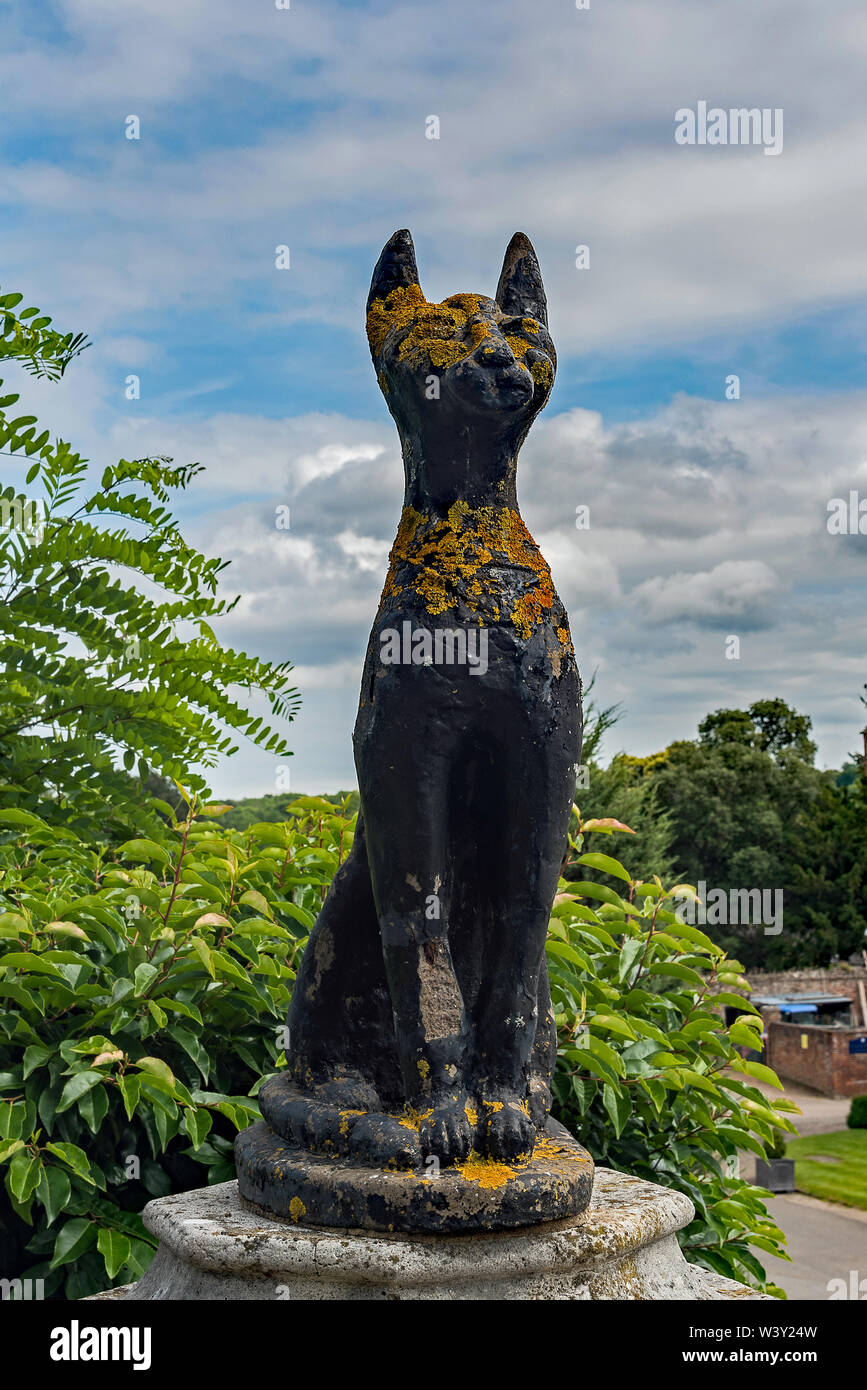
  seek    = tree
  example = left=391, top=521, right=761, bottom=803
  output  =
left=698, top=698, right=817, bottom=763
left=0, top=283, right=300, bottom=840
left=783, top=775, right=867, bottom=967
left=626, top=702, right=859, bottom=969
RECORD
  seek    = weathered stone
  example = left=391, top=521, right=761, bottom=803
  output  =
left=272, top=231, right=584, bottom=1195
left=93, top=1171, right=768, bottom=1301
left=235, top=1111, right=594, bottom=1234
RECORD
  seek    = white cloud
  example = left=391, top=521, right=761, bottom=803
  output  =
left=3, top=1, right=867, bottom=352
left=631, top=560, right=781, bottom=625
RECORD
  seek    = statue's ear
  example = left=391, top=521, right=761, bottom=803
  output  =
left=366, top=229, right=420, bottom=314
left=495, top=232, right=548, bottom=327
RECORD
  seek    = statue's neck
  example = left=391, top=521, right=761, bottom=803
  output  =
left=400, top=431, right=520, bottom=513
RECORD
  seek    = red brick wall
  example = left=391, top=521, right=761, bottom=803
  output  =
left=745, top=969, right=867, bottom=1019
left=767, top=1022, right=867, bottom=1098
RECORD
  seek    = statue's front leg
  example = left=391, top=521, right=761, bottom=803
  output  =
left=472, top=671, right=582, bottom=1160
left=355, top=693, right=474, bottom=1165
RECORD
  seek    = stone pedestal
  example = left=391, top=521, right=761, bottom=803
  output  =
left=235, top=1111, right=595, bottom=1233
left=93, top=1170, right=766, bottom=1301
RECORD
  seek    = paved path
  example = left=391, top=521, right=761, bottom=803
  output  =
left=754, top=1078, right=852, bottom=1136
left=745, top=1078, right=864, bottom=1298
left=759, top=1192, right=867, bottom=1300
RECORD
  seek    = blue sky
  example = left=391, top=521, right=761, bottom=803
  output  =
left=2, top=0, right=866, bottom=793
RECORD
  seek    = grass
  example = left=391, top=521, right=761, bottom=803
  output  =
left=785, top=1129, right=867, bottom=1210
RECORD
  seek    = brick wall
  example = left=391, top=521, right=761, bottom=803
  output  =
left=746, top=968, right=867, bottom=1019
left=767, top=1021, right=867, bottom=1098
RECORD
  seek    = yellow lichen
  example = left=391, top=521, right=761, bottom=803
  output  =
left=504, top=334, right=532, bottom=362
left=288, top=1196, right=306, bottom=1223
left=454, top=1131, right=585, bottom=1187
left=455, top=1150, right=518, bottom=1189
left=530, top=358, right=554, bottom=390
left=396, top=1106, right=434, bottom=1132
left=531, top=1135, right=578, bottom=1164
left=417, top=1058, right=430, bottom=1081
left=379, top=501, right=557, bottom=641
left=366, top=285, right=551, bottom=389
left=464, top=1103, right=478, bottom=1127
left=366, top=282, right=426, bottom=357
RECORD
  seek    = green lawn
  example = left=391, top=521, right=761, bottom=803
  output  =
left=786, top=1129, right=867, bottom=1210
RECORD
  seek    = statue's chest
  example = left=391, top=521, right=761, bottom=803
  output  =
left=378, top=504, right=569, bottom=643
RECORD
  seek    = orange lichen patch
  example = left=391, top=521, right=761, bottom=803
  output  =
left=367, top=287, right=510, bottom=374
left=464, top=1103, right=479, bottom=1127
left=470, top=319, right=495, bottom=350
left=510, top=581, right=554, bottom=640
left=505, top=325, right=553, bottom=392
left=288, top=1196, right=306, bottom=1222
left=482, top=1099, right=504, bottom=1113
left=366, top=282, right=426, bottom=357
left=504, top=334, right=532, bottom=362
left=529, top=358, right=554, bottom=391
left=338, top=1108, right=366, bottom=1137
left=395, top=1106, right=434, bottom=1132
left=397, top=306, right=467, bottom=370
left=455, top=1150, right=519, bottom=1189
left=380, top=501, right=556, bottom=641
left=442, top=293, right=487, bottom=316
left=557, top=626, right=570, bottom=646
left=531, top=1135, right=581, bottom=1164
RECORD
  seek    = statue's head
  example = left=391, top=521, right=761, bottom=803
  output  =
left=366, top=230, right=556, bottom=451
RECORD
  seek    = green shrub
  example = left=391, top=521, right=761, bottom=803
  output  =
left=0, top=794, right=351, bottom=1297
left=847, top=1095, right=867, bottom=1130
left=548, top=808, right=794, bottom=1296
left=764, top=1128, right=789, bottom=1160
left=0, top=799, right=792, bottom=1298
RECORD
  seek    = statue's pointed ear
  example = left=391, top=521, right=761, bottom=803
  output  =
left=495, top=232, right=548, bottom=326
left=367, top=229, right=420, bottom=314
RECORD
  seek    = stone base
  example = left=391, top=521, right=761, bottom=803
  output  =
left=235, top=1116, right=594, bottom=1233
left=94, top=1172, right=767, bottom=1301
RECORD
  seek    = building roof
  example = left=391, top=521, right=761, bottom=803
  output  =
left=751, top=993, right=852, bottom=1008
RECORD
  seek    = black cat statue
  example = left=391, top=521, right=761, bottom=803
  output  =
left=236, top=231, right=594, bottom=1232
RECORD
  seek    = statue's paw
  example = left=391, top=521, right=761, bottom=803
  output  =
left=312, top=1075, right=381, bottom=1111
left=418, top=1098, right=473, bottom=1166
left=349, top=1113, right=421, bottom=1170
left=481, top=1097, right=536, bottom=1161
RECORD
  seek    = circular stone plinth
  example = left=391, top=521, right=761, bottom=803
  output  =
left=235, top=1117, right=594, bottom=1234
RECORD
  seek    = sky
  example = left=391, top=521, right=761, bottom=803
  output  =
left=2, top=0, right=866, bottom=795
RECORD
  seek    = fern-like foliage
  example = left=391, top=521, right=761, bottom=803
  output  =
left=0, top=287, right=300, bottom=840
